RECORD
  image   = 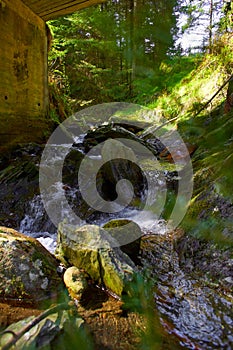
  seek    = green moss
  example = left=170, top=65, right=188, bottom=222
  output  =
left=103, top=219, right=130, bottom=229
left=31, top=250, right=43, bottom=262
left=177, top=108, right=233, bottom=246
left=8, top=274, right=28, bottom=299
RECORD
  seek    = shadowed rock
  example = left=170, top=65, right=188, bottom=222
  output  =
left=103, top=219, right=142, bottom=265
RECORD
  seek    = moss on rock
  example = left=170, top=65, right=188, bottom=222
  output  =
left=0, top=227, right=63, bottom=306
left=56, top=223, right=136, bottom=296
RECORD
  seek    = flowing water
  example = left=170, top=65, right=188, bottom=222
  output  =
left=19, top=194, right=57, bottom=253
left=141, top=234, right=233, bottom=349
left=20, top=136, right=168, bottom=252
left=18, top=137, right=233, bottom=350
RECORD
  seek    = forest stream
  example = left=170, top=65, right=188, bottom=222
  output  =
left=0, top=117, right=232, bottom=350
left=18, top=202, right=233, bottom=349
left=1, top=1, right=233, bottom=348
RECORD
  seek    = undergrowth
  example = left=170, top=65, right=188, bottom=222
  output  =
left=141, top=33, right=233, bottom=121
left=140, top=33, right=233, bottom=246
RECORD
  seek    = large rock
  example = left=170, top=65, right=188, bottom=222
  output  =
left=83, top=124, right=141, bottom=152
left=62, top=148, right=84, bottom=186
left=0, top=144, right=41, bottom=229
left=56, top=223, right=136, bottom=296
left=100, top=139, right=146, bottom=204
left=0, top=227, right=63, bottom=305
left=83, top=124, right=159, bottom=156
left=103, top=219, right=142, bottom=265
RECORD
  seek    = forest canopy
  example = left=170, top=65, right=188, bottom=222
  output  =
left=47, top=0, right=233, bottom=113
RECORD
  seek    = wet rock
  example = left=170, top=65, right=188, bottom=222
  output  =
left=0, top=144, right=42, bottom=228
left=174, top=234, right=233, bottom=291
left=140, top=232, right=233, bottom=349
left=56, top=223, right=136, bottom=296
left=223, top=276, right=233, bottom=285
left=62, top=148, right=84, bottom=186
left=83, top=123, right=159, bottom=156
left=100, top=139, right=147, bottom=203
left=110, top=121, right=149, bottom=134
left=0, top=227, right=63, bottom=305
left=102, top=138, right=137, bottom=163
left=103, top=219, right=142, bottom=265
left=63, top=266, right=88, bottom=299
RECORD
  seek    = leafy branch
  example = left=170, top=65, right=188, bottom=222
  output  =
left=0, top=302, right=74, bottom=350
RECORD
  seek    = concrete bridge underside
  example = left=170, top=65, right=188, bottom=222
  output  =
left=22, top=0, right=105, bottom=20
left=0, top=0, right=104, bottom=150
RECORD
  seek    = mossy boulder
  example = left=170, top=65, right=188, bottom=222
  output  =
left=56, top=223, right=136, bottom=296
left=0, top=227, right=63, bottom=305
left=103, top=219, right=142, bottom=264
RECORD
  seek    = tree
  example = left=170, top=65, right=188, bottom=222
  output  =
left=48, top=0, right=180, bottom=107
left=219, top=0, right=233, bottom=32
left=178, top=0, right=225, bottom=52
left=48, top=7, right=127, bottom=106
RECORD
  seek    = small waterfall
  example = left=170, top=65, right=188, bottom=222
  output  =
left=19, top=195, right=57, bottom=253
left=19, top=130, right=171, bottom=253
left=19, top=190, right=167, bottom=253
left=15, top=123, right=232, bottom=349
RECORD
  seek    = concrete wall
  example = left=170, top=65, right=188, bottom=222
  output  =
left=0, top=0, right=49, bottom=150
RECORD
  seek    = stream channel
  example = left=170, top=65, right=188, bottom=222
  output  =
left=9, top=117, right=233, bottom=349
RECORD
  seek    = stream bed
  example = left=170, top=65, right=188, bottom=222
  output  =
left=1, top=117, right=232, bottom=349
left=18, top=192, right=233, bottom=349
left=141, top=233, right=233, bottom=349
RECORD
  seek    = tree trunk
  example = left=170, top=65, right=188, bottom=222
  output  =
left=208, top=0, right=213, bottom=53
